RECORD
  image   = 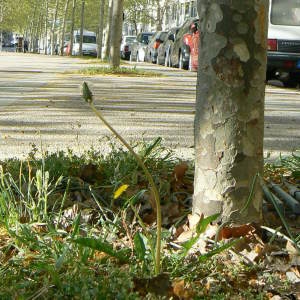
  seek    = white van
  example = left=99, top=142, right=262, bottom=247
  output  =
left=267, top=0, right=300, bottom=87
left=71, top=29, right=97, bottom=56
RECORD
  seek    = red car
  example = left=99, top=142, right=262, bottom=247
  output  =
left=183, top=21, right=200, bottom=71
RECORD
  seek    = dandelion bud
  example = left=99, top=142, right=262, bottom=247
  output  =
left=82, top=81, right=93, bottom=103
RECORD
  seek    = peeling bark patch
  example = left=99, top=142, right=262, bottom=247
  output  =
left=247, top=118, right=258, bottom=126
left=254, top=3, right=267, bottom=46
left=233, top=40, right=250, bottom=62
left=213, top=56, right=242, bottom=86
left=237, top=22, right=249, bottom=35
left=206, top=3, right=223, bottom=33
left=236, top=152, right=246, bottom=163
left=233, top=13, right=242, bottom=22
left=203, top=33, right=228, bottom=63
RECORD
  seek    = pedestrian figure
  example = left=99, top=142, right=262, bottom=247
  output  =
left=23, top=40, right=28, bottom=53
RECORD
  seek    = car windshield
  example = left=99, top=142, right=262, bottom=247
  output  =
left=75, top=35, right=96, bottom=43
left=141, top=34, right=153, bottom=43
left=160, top=32, right=168, bottom=41
left=125, top=37, right=136, bottom=43
left=271, top=0, right=300, bottom=26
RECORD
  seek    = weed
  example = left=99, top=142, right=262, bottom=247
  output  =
left=76, top=66, right=162, bottom=77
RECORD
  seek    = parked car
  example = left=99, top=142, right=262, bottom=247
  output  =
left=66, top=29, right=97, bottom=56
left=145, top=31, right=168, bottom=63
left=169, top=18, right=199, bottom=69
left=267, top=0, right=300, bottom=87
left=157, top=27, right=179, bottom=66
left=130, top=32, right=154, bottom=62
left=120, top=35, right=136, bottom=60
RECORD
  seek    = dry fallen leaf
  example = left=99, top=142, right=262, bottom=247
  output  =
left=220, top=224, right=256, bottom=240
left=172, top=279, right=194, bottom=299
left=173, top=163, right=188, bottom=182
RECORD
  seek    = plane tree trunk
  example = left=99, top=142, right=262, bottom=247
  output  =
left=193, top=0, right=269, bottom=223
left=110, top=0, right=124, bottom=68
left=60, top=0, right=70, bottom=56
left=104, top=0, right=113, bottom=59
left=97, top=0, right=105, bottom=59
left=51, top=0, right=60, bottom=55
left=69, top=0, right=76, bottom=56
left=79, top=0, right=85, bottom=56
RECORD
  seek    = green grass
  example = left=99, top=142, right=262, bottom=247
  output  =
left=0, top=142, right=298, bottom=299
left=76, top=66, right=162, bottom=77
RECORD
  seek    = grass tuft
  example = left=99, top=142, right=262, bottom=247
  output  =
left=76, top=66, right=162, bottom=77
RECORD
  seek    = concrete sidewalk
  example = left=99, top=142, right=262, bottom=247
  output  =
left=0, top=52, right=299, bottom=160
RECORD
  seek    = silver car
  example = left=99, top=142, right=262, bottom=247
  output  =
left=120, top=35, right=136, bottom=60
left=130, top=32, right=154, bottom=62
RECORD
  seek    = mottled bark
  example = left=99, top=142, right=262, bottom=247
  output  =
left=97, top=0, right=105, bottom=59
left=193, top=0, right=269, bottom=223
left=110, top=0, right=124, bottom=68
left=0, top=1, right=3, bottom=52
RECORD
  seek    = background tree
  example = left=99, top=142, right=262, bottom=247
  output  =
left=124, top=0, right=171, bottom=33
left=193, top=0, right=269, bottom=223
left=60, top=0, right=70, bottom=55
left=103, top=0, right=112, bottom=59
left=44, top=0, right=49, bottom=54
left=110, top=0, right=123, bottom=68
left=0, top=0, right=4, bottom=51
left=97, top=0, right=105, bottom=59
left=79, top=0, right=85, bottom=56
left=50, top=0, right=60, bottom=55
left=69, top=0, right=76, bottom=56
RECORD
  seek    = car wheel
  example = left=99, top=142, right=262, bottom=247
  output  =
left=156, top=55, right=160, bottom=65
left=164, top=54, right=168, bottom=67
left=151, top=53, right=156, bottom=64
left=188, top=55, right=192, bottom=71
left=283, top=79, right=299, bottom=88
left=179, top=51, right=184, bottom=69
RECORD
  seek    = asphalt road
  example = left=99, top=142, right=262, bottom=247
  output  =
left=0, top=52, right=299, bottom=160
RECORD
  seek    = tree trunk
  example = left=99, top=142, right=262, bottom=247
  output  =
left=33, top=11, right=42, bottom=53
left=60, top=0, right=70, bottom=56
left=97, top=0, right=105, bottom=59
left=156, top=0, right=162, bottom=31
left=79, top=0, right=85, bottom=56
left=133, top=19, right=137, bottom=35
left=0, top=1, right=3, bottom=52
left=51, top=0, right=60, bottom=55
left=28, top=3, right=38, bottom=52
left=44, top=0, right=49, bottom=55
left=38, top=13, right=45, bottom=53
left=104, top=0, right=113, bottom=59
left=193, top=0, right=269, bottom=223
left=110, top=0, right=124, bottom=68
left=69, top=0, right=76, bottom=56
